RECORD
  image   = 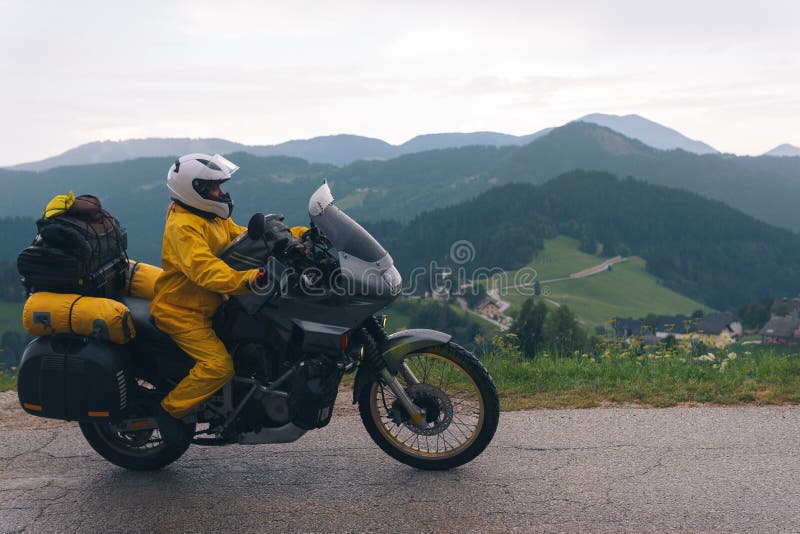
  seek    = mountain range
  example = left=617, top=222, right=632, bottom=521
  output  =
left=764, top=143, right=800, bottom=157
left=0, top=121, right=798, bottom=266
left=12, top=113, right=787, bottom=171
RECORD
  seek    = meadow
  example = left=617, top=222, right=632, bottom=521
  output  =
left=493, top=236, right=711, bottom=328
left=482, top=336, right=800, bottom=410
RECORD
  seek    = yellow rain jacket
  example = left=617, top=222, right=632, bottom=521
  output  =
left=151, top=203, right=260, bottom=334
left=152, top=203, right=262, bottom=418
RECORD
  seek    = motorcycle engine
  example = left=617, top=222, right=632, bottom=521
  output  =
left=234, top=342, right=273, bottom=380
left=233, top=342, right=290, bottom=428
left=263, top=396, right=290, bottom=425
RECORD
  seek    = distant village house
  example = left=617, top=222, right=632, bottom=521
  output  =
left=612, top=312, right=742, bottom=348
left=760, top=316, right=800, bottom=346
left=693, top=312, right=743, bottom=348
left=476, top=300, right=501, bottom=321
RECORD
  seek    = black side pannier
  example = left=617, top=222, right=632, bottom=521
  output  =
left=17, top=335, right=131, bottom=422
left=17, top=195, right=128, bottom=297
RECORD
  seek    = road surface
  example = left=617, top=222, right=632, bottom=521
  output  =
left=2, top=406, right=799, bottom=532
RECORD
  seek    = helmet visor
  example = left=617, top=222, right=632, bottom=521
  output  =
left=196, top=154, right=240, bottom=181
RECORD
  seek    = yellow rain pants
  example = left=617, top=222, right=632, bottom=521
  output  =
left=151, top=202, right=260, bottom=418
left=161, top=328, right=235, bottom=418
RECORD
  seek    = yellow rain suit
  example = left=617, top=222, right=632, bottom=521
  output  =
left=151, top=203, right=260, bottom=418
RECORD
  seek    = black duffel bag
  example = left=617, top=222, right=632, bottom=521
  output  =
left=18, top=194, right=128, bottom=297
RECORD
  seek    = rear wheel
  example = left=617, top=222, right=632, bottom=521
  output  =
left=80, top=418, right=194, bottom=471
left=358, top=342, right=499, bottom=470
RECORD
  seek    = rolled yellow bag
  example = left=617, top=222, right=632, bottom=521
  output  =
left=23, top=292, right=136, bottom=344
left=125, top=261, right=163, bottom=300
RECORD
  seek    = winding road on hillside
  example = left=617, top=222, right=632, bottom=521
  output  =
left=2, top=397, right=798, bottom=532
left=483, top=256, right=628, bottom=327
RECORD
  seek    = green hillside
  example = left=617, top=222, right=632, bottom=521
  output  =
left=375, top=172, right=800, bottom=310
left=490, top=237, right=710, bottom=328
left=504, top=235, right=600, bottom=282
left=471, top=235, right=712, bottom=328
left=491, top=122, right=800, bottom=231
left=541, top=257, right=711, bottom=327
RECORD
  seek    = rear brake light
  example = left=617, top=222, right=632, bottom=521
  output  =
left=340, top=333, right=350, bottom=350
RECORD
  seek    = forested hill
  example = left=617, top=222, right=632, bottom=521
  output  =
left=1, top=122, right=799, bottom=240
left=487, top=123, right=800, bottom=231
left=1, top=169, right=797, bottom=309
left=369, top=171, right=800, bottom=310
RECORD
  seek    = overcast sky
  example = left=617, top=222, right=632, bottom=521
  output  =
left=1, top=0, right=798, bottom=166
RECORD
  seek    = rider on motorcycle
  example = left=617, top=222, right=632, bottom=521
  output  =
left=150, top=154, right=265, bottom=445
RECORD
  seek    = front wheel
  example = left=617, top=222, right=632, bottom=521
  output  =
left=358, top=342, right=499, bottom=470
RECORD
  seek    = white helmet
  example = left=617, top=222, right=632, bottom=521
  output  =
left=167, top=153, right=240, bottom=219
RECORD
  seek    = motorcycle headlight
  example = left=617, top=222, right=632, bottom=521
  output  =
left=382, top=267, right=402, bottom=295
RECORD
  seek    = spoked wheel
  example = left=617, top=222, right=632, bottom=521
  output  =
left=359, top=342, right=499, bottom=470
left=79, top=414, right=194, bottom=471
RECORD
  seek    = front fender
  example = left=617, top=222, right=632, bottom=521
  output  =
left=352, top=329, right=452, bottom=404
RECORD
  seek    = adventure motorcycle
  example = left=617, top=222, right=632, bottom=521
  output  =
left=17, top=182, right=500, bottom=470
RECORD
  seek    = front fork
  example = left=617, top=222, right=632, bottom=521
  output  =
left=378, top=368, right=425, bottom=426
left=361, top=317, right=426, bottom=426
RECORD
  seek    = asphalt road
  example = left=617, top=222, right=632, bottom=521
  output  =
left=2, top=407, right=799, bottom=532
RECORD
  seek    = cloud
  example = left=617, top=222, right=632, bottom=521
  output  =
left=1, top=1, right=799, bottom=164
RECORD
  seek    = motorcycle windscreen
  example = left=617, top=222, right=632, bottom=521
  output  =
left=308, top=183, right=387, bottom=263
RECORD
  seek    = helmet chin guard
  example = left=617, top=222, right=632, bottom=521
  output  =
left=167, top=154, right=239, bottom=219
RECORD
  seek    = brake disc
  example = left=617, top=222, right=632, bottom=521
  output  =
left=391, top=383, right=454, bottom=436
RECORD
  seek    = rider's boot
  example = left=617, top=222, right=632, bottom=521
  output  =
left=155, top=404, right=192, bottom=448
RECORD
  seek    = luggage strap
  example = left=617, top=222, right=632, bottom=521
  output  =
left=126, top=261, right=140, bottom=296
left=67, top=295, right=84, bottom=334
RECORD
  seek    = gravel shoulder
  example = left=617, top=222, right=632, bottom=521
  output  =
left=0, top=390, right=76, bottom=430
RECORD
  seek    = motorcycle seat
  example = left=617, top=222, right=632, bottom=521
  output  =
left=121, top=297, right=193, bottom=375
left=121, top=297, right=170, bottom=343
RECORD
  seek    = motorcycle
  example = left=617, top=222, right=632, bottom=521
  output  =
left=17, top=182, right=500, bottom=471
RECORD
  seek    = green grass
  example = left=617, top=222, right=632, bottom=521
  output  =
left=0, top=369, right=15, bottom=392
left=490, top=237, right=710, bottom=328
left=0, top=301, right=24, bottom=336
left=2, top=333, right=797, bottom=410
left=507, top=257, right=711, bottom=327
left=504, top=235, right=602, bottom=282
left=482, top=339, right=800, bottom=410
